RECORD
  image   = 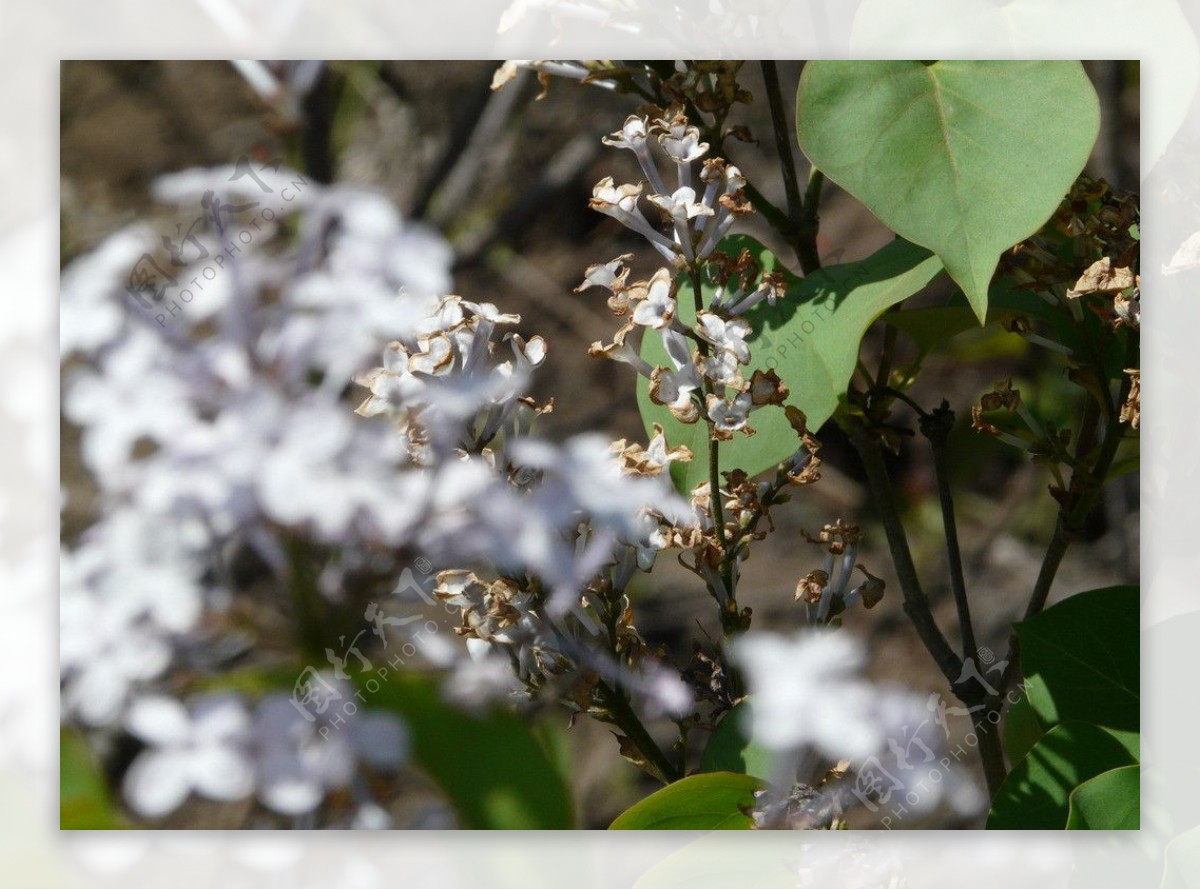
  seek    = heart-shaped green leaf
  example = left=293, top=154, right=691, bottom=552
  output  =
left=1015, top=584, right=1139, bottom=736
left=796, top=61, right=1099, bottom=320
left=1066, top=764, right=1140, bottom=830
left=609, top=771, right=762, bottom=830
left=987, top=720, right=1136, bottom=829
left=637, top=236, right=943, bottom=493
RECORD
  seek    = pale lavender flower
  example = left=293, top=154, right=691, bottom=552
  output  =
left=589, top=177, right=678, bottom=261
left=122, top=694, right=255, bottom=819
left=630, top=268, right=677, bottom=329
left=252, top=690, right=407, bottom=817
left=695, top=311, right=752, bottom=363
left=706, top=391, right=754, bottom=438
left=648, top=187, right=713, bottom=262
left=729, top=630, right=886, bottom=760
left=574, top=253, right=634, bottom=294
left=601, top=116, right=668, bottom=195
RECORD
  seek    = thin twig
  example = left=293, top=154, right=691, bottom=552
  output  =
left=762, top=61, right=826, bottom=276
left=797, top=166, right=825, bottom=274
left=761, top=62, right=803, bottom=231
left=921, top=403, right=978, bottom=661
left=596, top=677, right=681, bottom=784
left=843, top=420, right=963, bottom=685
left=298, top=66, right=346, bottom=184
left=848, top=418, right=1006, bottom=795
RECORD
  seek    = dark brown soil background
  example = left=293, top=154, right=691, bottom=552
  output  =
left=60, top=61, right=1139, bottom=828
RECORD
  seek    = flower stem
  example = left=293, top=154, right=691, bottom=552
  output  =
left=743, top=182, right=796, bottom=240
left=596, top=677, right=680, bottom=784
left=690, top=269, right=741, bottom=635
left=796, top=167, right=824, bottom=275
left=283, top=532, right=329, bottom=663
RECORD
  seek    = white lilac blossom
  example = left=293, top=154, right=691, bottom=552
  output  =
left=706, top=391, right=754, bottom=439
left=121, top=685, right=407, bottom=822
left=729, top=630, right=930, bottom=813
left=490, top=59, right=620, bottom=93
left=513, top=435, right=691, bottom=544
left=588, top=113, right=750, bottom=266
left=658, top=327, right=705, bottom=414
left=122, top=694, right=255, bottom=818
left=60, top=173, right=453, bottom=814
left=589, top=178, right=678, bottom=262
left=353, top=297, right=690, bottom=601
left=60, top=550, right=175, bottom=728
left=794, top=522, right=884, bottom=625
left=443, top=638, right=527, bottom=711
left=588, top=324, right=652, bottom=375
left=575, top=253, right=633, bottom=297
left=656, top=114, right=710, bottom=176
left=695, top=311, right=751, bottom=364
left=602, top=117, right=668, bottom=196
left=629, top=268, right=677, bottom=329
left=59, top=509, right=211, bottom=726
left=729, top=630, right=885, bottom=759
left=354, top=295, right=539, bottom=461
left=648, top=188, right=713, bottom=262
left=611, top=423, right=693, bottom=477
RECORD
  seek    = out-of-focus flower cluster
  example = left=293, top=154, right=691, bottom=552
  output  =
left=731, top=630, right=981, bottom=829
left=120, top=680, right=407, bottom=826
left=60, top=168, right=455, bottom=823
left=352, top=299, right=697, bottom=722
left=61, top=158, right=699, bottom=825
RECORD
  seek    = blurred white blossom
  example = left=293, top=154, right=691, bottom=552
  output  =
left=121, top=683, right=407, bottom=822
left=730, top=630, right=889, bottom=760
left=122, top=694, right=255, bottom=818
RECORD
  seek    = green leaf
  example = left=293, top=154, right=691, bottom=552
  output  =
left=698, top=700, right=776, bottom=782
left=1014, top=676, right=1140, bottom=762
left=60, top=729, right=127, bottom=829
left=1015, top=585, right=1139, bottom=735
left=987, top=720, right=1137, bottom=829
left=609, top=771, right=762, bottom=830
left=365, top=673, right=574, bottom=829
left=796, top=60, right=1099, bottom=320
left=883, top=276, right=1083, bottom=358
left=1001, top=691, right=1046, bottom=769
left=1066, top=765, right=1140, bottom=830
left=638, top=236, right=942, bottom=492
